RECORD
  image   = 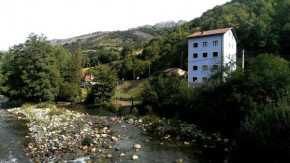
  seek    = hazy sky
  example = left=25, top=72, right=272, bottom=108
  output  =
left=0, top=0, right=230, bottom=51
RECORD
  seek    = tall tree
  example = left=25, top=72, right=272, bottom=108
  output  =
left=2, top=34, right=60, bottom=102
left=87, top=65, right=118, bottom=104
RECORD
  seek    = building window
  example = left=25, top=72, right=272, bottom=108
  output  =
left=193, top=77, right=197, bottom=82
left=193, top=53, right=198, bottom=58
left=213, top=40, right=218, bottom=46
left=213, top=52, right=218, bottom=57
left=193, top=66, right=198, bottom=71
left=203, top=52, right=208, bottom=58
left=213, top=65, right=218, bottom=70
left=193, top=43, right=198, bottom=48
left=202, top=65, right=208, bottom=71
left=203, top=42, right=208, bottom=47
left=202, top=77, right=208, bottom=83
left=229, top=43, right=231, bottom=47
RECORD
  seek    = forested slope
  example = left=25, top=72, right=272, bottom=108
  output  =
left=141, top=0, right=290, bottom=70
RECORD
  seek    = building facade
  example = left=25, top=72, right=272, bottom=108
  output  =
left=187, top=27, right=237, bottom=84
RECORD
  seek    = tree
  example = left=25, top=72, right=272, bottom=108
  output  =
left=141, top=73, right=182, bottom=117
left=2, top=34, right=60, bottom=102
left=87, top=65, right=118, bottom=104
left=120, top=46, right=133, bottom=59
left=56, top=44, right=82, bottom=102
left=70, top=44, right=83, bottom=84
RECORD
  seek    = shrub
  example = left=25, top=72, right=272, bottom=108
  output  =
left=58, top=82, right=82, bottom=102
left=105, top=102, right=120, bottom=113
left=141, top=73, right=181, bottom=117
left=22, top=103, right=33, bottom=109
left=141, top=115, right=159, bottom=124
left=48, top=108, right=66, bottom=116
left=60, top=129, right=67, bottom=135
left=82, top=137, right=93, bottom=146
left=36, top=102, right=54, bottom=109
left=151, top=121, right=164, bottom=129
left=242, top=94, right=290, bottom=150
left=123, top=114, right=137, bottom=120
left=132, top=107, right=139, bottom=116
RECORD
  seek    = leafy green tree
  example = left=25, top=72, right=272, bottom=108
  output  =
left=2, top=34, right=60, bottom=102
left=70, top=44, right=83, bottom=84
left=120, top=46, right=133, bottom=59
left=53, top=44, right=71, bottom=80
left=86, top=65, right=118, bottom=104
left=141, top=73, right=182, bottom=117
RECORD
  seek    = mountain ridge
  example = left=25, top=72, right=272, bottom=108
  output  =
left=49, top=20, right=187, bottom=47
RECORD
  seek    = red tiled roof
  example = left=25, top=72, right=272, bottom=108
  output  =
left=163, top=68, right=177, bottom=73
left=187, top=27, right=237, bottom=40
left=84, top=75, right=94, bottom=82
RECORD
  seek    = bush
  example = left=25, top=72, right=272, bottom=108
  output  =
left=36, top=102, right=54, bottom=109
left=132, top=107, right=139, bottom=116
left=82, top=137, right=93, bottom=146
left=242, top=95, right=290, bottom=150
left=105, top=102, right=120, bottom=113
left=58, top=82, right=82, bottom=102
left=151, top=121, right=164, bottom=129
left=48, top=108, right=66, bottom=116
left=141, top=115, right=159, bottom=124
left=141, top=73, right=181, bottom=117
left=236, top=90, right=290, bottom=162
left=22, top=103, right=33, bottom=109
left=123, top=114, right=137, bottom=120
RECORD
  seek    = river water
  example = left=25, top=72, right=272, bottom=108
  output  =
left=0, top=98, right=200, bottom=163
left=0, top=97, right=32, bottom=163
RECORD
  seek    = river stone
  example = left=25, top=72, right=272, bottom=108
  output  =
left=120, top=153, right=126, bottom=157
left=111, top=136, right=118, bottom=142
left=91, top=148, right=96, bottom=152
left=176, top=159, right=183, bottom=163
left=83, top=146, right=88, bottom=150
left=132, top=155, right=139, bottom=160
left=133, top=144, right=142, bottom=149
left=107, top=154, right=112, bottom=158
left=101, top=134, right=108, bottom=138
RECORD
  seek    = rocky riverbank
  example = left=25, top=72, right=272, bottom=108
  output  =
left=8, top=107, right=127, bottom=162
left=118, top=116, right=232, bottom=153
left=6, top=105, right=229, bottom=163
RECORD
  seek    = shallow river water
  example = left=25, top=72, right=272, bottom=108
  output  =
left=0, top=98, right=200, bottom=163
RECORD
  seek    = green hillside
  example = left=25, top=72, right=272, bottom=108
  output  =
left=141, top=0, right=290, bottom=71
left=58, top=28, right=174, bottom=68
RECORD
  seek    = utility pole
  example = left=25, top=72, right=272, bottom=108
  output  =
left=242, top=49, right=244, bottom=71
left=181, top=51, right=183, bottom=69
left=133, top=67, right=138, bottom=80
left=149, top=60, right=154, bottom=78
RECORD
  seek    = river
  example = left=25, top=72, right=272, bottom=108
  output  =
left=0, top=97, right=32, bottom=163
left=0, top=98, right=200, bottom=163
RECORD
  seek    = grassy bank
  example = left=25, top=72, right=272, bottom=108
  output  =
left=113, top=79, right=147, bottom=106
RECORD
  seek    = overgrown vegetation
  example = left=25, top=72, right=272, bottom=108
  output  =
left=141, top=54, right=290, bottom=162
